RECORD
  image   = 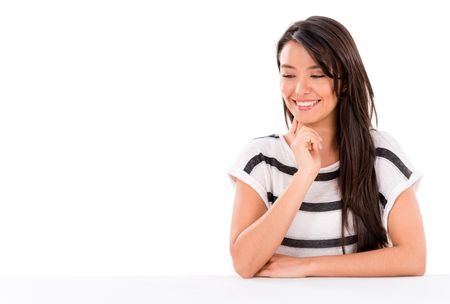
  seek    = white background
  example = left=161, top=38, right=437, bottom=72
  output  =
left=0, top=0, right=448, bottom=275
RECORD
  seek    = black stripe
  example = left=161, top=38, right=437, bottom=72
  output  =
left=376, top=147, right=412, bottom=179
left=253, top=134, right=280, bottom=140
left=379, top=192, right=387, bottom=208
left=267, top=192, right=277, bottom=204
left=244, top=153, right=297, bottom=175
left=315, top=169, right=339, bottom=181
left=269, top=192, right=388, bottom=211
left=301, top=200, right=343, bottom=212
left=281, top=235, right=358, bottom=248
left=267, top=193, right=343, bottom=212
left=244, top=153, right=338, bottom=181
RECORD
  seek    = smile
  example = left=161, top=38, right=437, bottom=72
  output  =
left=294, top=99, right=321, bottom=111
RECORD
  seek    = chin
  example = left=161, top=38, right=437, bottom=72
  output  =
left=298, top=121, right=316, bottom=127
left=294, top=115, right=317, bottom=125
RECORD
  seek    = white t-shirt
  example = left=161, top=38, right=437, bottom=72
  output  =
left=227, top=129, right=422, bottom=257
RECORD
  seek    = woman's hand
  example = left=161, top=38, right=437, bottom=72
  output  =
left=286, top=118, right=323, bottom=176
left=254, top=253, right=312, bottom=278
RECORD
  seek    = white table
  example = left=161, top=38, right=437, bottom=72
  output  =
left=1, top=275, right=449, bottom=304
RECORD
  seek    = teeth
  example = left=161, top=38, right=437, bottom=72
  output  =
left=296, top=100, right=319, bottom=107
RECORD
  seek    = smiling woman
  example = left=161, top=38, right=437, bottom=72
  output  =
left=279, top=45, right=338, bottom=128
left=227, top=16, right=426, bottom=279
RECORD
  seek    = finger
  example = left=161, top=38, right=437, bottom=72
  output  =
left=301, top=130, right=320, bottom=144
left=308, top=133, right=323, bottom=150
left=313, top=138, right=321, bottom=151
left=256, top=270, right=268, bottom=277
left=300, top=126, right=323, bottom=142
left=310, top=129, right=324, bottom=142
left=289, top=118, right=298, bottom=135
left=313, top=138, right=322, bottom=151
left=296, top=120, right=304, bottom=135
left=304, top=135, right=321, bottom=151
left=256, top=266, right=267, bottom=275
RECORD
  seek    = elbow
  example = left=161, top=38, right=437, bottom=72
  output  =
left=405, top=246, right=427, bottom=276
left=415, top=268, right=426, bottom=277
left=413, top=256, right=426, bottom=276
left=235, top=264, right=257, bottom=279
left=414, top=245, right=427, bottom=276
left=411, top=263, right=426, bottom=276
left=230, top=245, right=256, bottom=279
left=235, top=267, right=256, bottom=279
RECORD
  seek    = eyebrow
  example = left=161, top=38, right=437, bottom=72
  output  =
left=280, top=64, right=321, bottom=70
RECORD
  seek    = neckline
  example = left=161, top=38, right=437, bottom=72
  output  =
left=278, top=133, right=340, bottom=172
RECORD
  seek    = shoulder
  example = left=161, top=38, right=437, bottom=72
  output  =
left=370, top=129, right=414, bottom=178
left=240, top=133, right=283, bottom=156
left=370, top=128, right=414, bottom=178
left=228, top=134, right=284, bottom=209
left=232, top=133, right=294, bottom=174
left=370, top=128, right=403, bottom=150
left=250, top=133, right=283, bottom=147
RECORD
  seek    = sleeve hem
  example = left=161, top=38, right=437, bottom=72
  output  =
left=382, top=170, right=423, bottom=242
left=227, top=169, right=270, bottom=210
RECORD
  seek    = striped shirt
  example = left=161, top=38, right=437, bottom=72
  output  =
left=227, top=129, right=422, bottom=257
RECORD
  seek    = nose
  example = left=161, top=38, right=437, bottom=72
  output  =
left=295, top=77, right=310, bottom=95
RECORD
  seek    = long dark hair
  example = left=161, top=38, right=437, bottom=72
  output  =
left=276, top=16, right=389, bottom=253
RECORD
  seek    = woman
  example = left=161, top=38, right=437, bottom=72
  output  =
left=227, top=16, right=426, bottom=278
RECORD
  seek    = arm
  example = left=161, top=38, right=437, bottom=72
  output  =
left=230, top=172, right=315, bottom=278
left=308, top=186, right=426, bottom=277
left=256, top=186, right=426, bottom=277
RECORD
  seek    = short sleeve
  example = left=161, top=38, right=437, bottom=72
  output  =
left=372, top=130, right=423, bottom=239
left=227, top=140, right=271, bottom=209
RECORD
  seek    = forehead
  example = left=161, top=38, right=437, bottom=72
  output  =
left=279, top=40, right=317, bottom=69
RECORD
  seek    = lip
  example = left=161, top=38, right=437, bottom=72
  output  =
left=294, top=99, right=321, bottom=102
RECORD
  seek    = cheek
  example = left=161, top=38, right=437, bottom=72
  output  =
left=280, top=81, right=294, bottom=96
left=313, top=82, right=334, bottom=98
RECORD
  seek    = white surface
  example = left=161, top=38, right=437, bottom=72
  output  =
left=0, top=275, right=449, bottom=304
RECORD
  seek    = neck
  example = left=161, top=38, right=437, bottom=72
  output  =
left=309, top=124, right=339, bottom=166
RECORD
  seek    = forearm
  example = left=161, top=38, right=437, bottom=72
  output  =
left=232, top=172, right=314, bottom=278
left=307, top=245, right=426, bottom=277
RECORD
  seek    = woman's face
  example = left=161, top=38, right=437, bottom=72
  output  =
left=279, top=40, right=338, bottom=128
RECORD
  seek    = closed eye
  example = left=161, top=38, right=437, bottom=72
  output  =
left=281, top=75, right=325, bottom=79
